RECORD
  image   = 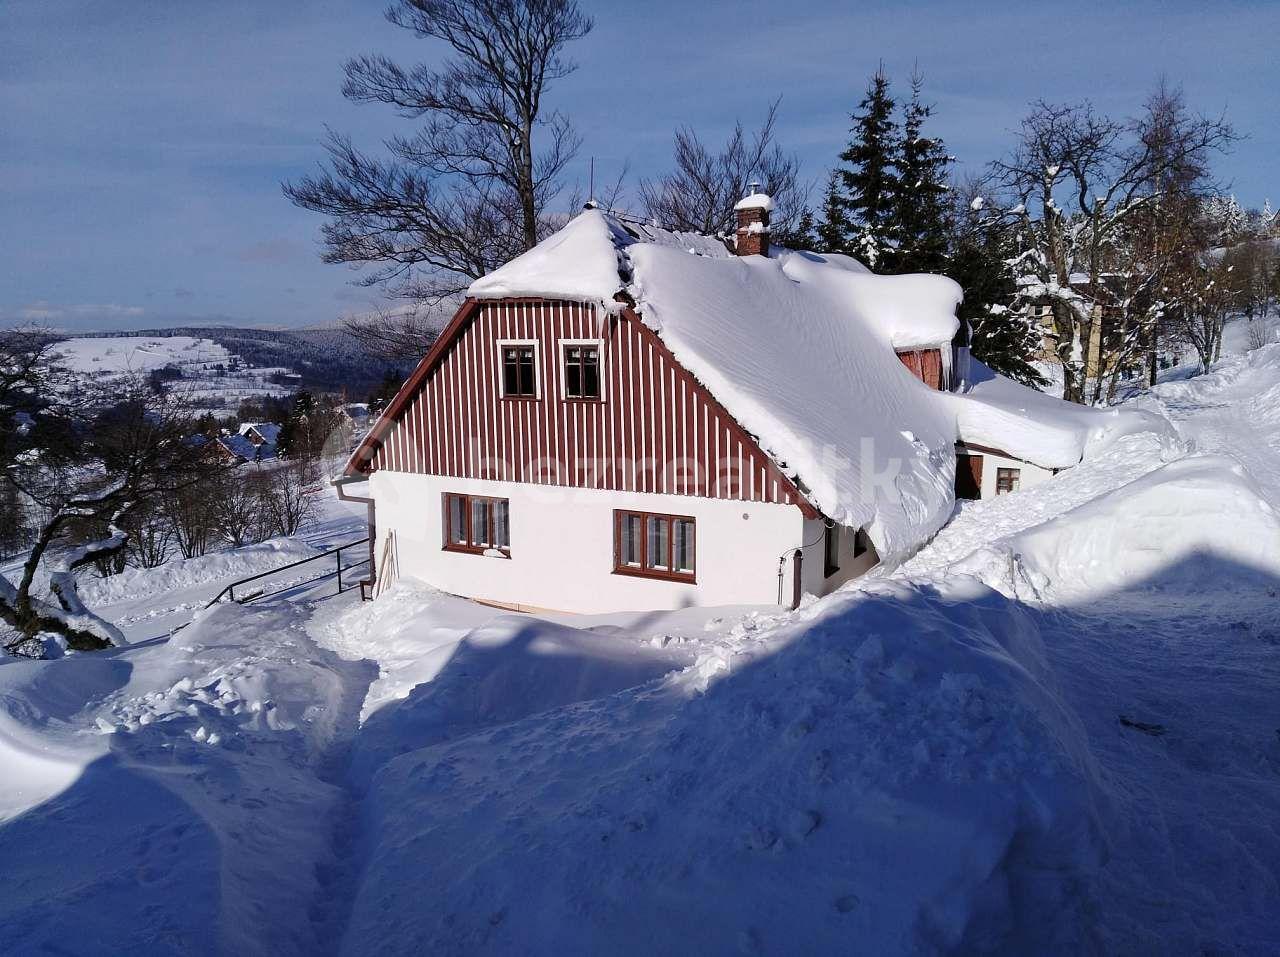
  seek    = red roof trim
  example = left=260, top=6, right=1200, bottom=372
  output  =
left=343, top=297, right=482, bottom=476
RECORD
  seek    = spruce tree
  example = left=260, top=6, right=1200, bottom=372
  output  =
left=893, top=71, right=952, bottom=273
left=827, top=67, right=901, bottom=267
left=947, top=194, right=1047, bottom=387
left=817, top=172, right=852, bottom=253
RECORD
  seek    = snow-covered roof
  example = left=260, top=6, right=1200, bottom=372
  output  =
left=467, top=208, right=965, bottom=559
left=733, top=191, right=775, bottom=213
left=948, top=359, right=1174, bottom=469
left=240, top=422, right=282, bottom=443
left=218, top=434, right=276, bottom=461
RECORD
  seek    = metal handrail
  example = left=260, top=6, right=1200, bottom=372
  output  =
left=205, top=536, right=371, bottom=608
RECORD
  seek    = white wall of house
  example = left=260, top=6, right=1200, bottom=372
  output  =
left=367, top=471, right=812, bottom=614
left=959, top=445, right=1056, bottom=499
left=798, top=518, right=880, bottom=599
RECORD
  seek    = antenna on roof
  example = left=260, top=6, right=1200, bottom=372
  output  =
left=589, top=157, right=596, bottom=204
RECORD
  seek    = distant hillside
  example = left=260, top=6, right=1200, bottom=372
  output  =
left=71, top=326, right=410, bottom=396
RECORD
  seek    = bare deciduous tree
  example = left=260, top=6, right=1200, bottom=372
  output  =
left=259, top=464, right=319, bottom=538
left=285, top=0, right=592, bottom=361
left=2, top=362, right=213, bottom=655
left=988, top=81, right=1234, bottom=402
left=340, top=303, right=446, bottom=363
left=210, top=472, right=268, bottom=549
left=639, top=100, right=808, bottom=239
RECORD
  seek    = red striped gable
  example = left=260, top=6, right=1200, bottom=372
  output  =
left=347, top=299, right=815, bottom=515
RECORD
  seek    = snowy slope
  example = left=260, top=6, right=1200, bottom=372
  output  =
left=342, top=578, right=1105, bottom=955
left=4, top=340, right=1280, bottom=953
left=55, top=335, right=293, bottom=414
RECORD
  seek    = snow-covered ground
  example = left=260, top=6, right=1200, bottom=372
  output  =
left=55, top=335, right=294, bottom=415
left=3, top=340, right=1280, bottom=954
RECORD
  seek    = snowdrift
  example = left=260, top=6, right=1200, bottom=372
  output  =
left=0, top=602, right=372, bottom=956
left=342, top=579, right=1104, bottom=955
left=313, top=582, right=686, bottom=782
left=78, top=537, right=321, bottom=607
left=948, top=358, right=1179, bottom=469
left=951, top=455, right=1280, bottom=600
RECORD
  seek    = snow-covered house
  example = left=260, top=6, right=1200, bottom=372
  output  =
left=338, top=193, right=1110, bottom=613
left=217, top=431, right=276, bottom=464
left=239, top=422, right=282, bottom=447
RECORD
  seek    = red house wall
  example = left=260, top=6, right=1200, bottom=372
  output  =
left=365, top=300, right=806, bottom=509
left=896, top=348, right=944, bottom=390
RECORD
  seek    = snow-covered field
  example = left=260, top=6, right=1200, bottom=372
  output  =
left=3, top=339, right=1280, bottom=954
left=55, top=336, right=294, bottom=414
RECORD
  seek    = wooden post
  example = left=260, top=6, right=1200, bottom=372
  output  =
left=791, top=549, right=803, bottom=611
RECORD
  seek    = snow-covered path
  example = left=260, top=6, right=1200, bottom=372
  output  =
left=0, top=601, right=378, bottom=955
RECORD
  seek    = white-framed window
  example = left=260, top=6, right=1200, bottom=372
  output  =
left=559, top=339, right=604, bottom=401
left=496, top=339, right=541, bottom=398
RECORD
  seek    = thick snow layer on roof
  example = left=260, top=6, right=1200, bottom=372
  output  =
left=467, top=209, right=966, bottom=556
left=629, top=244, right=957, bottom=557
left=733, top=191, right=775, bottom=212
left=778, top=251, right=960, bottom=349
left=467, top=210, right=625, bottom=308
left=947, top=359, right=1176, bottom=469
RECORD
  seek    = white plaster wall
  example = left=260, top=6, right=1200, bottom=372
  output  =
left=962, top=448, right=1056, bottom=499
left=368, top=472, right=809, bottom=613
left=798, top=518, right=881, bottom=599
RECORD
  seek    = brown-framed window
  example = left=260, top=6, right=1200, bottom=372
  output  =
left=996, top=467, right=1021, bottom=495
left=563, top=344, right=601, bottom=399
left=443, top=492, right=510, bottom=554
left=501, top=344, right=537, bottom=397
left=614, top=509, right=695, bottom=582
left=823, top=524, right=840, bottom=578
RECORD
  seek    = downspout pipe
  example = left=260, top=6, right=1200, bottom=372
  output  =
left=332, top=474, right=376, bottom=596
left=777, top=519, right=834, bottom=611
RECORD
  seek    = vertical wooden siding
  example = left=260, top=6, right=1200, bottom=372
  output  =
left=369, top=300, right=802, bottom=507
left=896, top=348, right=943, bottom=390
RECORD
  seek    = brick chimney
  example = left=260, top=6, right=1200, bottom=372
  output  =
left=734, top=183, right=773, bottom=257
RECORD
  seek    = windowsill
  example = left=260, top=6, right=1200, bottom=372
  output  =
left=824, top=565, right=839, bottom=579
left=562, top=395, right=604, bottom=403
left=612, top=566, right=696, bottom=585
left=499, top=395, right=540, bottom=402
left=443, top=544, right=512, bottom=559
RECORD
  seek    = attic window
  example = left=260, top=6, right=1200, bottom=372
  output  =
left=498, top=340, right=539, bottom=398
left=562, top=342, right=601, bottom=400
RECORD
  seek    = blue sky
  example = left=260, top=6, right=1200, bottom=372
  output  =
left=3, top=0, right=1276, bottom=331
